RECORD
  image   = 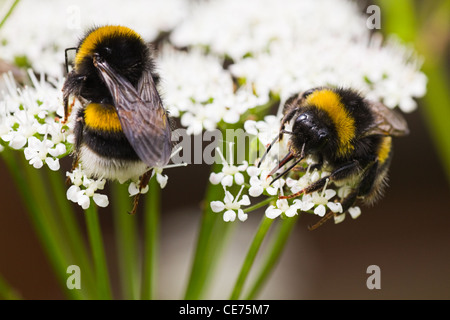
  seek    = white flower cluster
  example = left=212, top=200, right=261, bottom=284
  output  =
left=0, top=0, right=188, bottom=78
left=168, top=0, right=426, bottom=114
left=209, top=116, right=361, bottom=223
left=157, top=47, right=269, bottom=135
left=0, top=71, right=71, bottom=171
left=66, top=166, right=109, bottom=210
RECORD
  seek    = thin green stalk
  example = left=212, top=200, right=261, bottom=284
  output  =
left=84, top=204, right=112, bottom=299
left=184, top=162, right=233, bottom=300
left=141, top=176, right=160, bottom=300
left=229, top=216, right=273, bottom=300
left=1, top=150, right=83, bottom=299
left=379, top=0, right=450, bottom=182
left=244, top=214, right=299, bottom=299
left=243, top=197, right=276, bottom=213
left=0, top=0, right=20, bottom=30
left=112, top=182, right=140, bottom=300
left=45, top=169, right=95, bottom=298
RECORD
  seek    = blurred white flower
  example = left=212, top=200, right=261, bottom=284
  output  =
left=158, top=46, right=269, bottom=134
left=1, top=71, right=71, bottom=169
left=1, top=0, right=189, bottom=77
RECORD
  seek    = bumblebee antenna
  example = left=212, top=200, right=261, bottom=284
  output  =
left=269, top=156, right=303, bottom=185
left=257, top=135, right=279, bottom=168
left=257, top=130, right=294, bottom=168
left=65, top=47, right=77, bottom=75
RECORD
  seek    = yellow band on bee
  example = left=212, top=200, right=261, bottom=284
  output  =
left=377, top=136, right=392, bottom=164
left=84, top=103, right=122, bottom=132
left=75, top=25, right=142, bottom=68
left=306, top=89, right=356, bottom=157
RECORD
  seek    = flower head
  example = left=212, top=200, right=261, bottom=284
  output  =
left=211, top=185, right=251, bottom=222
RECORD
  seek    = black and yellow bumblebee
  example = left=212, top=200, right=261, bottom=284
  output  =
left=263, top=87, right=409, bottom=229
left=62, top=25, right=172, bottom=212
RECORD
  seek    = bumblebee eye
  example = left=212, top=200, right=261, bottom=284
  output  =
left=296, top=114, right=308, bottom=122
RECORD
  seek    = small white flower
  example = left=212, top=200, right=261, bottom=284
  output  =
left=265, top=198, right=300, bottom=219
left=293, top=197, right=315, bottom=212
left=210, top=144, right=248, bottom=187
left=311, top=187, right=343, bottom=217
left=23, top=136, right=60, bottom=170
left=247, top=166, right=284, bottom=197
left=153, top=168, right=169, bottom=189
left=65, top=166, right=109, bottom=210
left=348, top=206, right=361, bottom=219
left=128, top=181, right=149, bottom=197
left=210, top=185, right=251, bottom=222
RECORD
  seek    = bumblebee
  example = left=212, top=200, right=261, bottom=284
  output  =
left=62, top=25, right=172, bottom=212
left=264, top=87, right=409, bottom=229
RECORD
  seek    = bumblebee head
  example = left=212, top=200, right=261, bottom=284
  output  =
left=291, top=110, right=330, bottom=156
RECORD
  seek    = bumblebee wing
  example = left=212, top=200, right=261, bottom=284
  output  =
left=94, top=57, right=172, bottom=168
left=364, top=101, right=410, bottom=137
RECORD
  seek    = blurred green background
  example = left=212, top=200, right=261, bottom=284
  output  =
left=0, top=0, right=449, bottom=299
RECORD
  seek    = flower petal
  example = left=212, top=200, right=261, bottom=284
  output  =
left=327, top=202, right=343, bottom=213
left=221, top=175, right=233, bottom=187
left=66, top=185, right=80, bottom=202
left=45, top=157, right=60, bottom=171
left=348, top=206, right=361, bottom=219
left=334, top=213, right=346, bottom=224
left=156, top=173, right=168, bottom=189
left=77, top=194, right=90, bottom=210
left=239, top=195, right=251, bottom=206
left=223, top=210, right=236, bottom=222
left=238, top=209, right=248, bottom=222
left=93, top=193, right=109, bottom=208
left=209, top=172, right=224, bottom=185
left=234, top=172, right=245, bottom=185
left=265, top=205, right=282, bottom=219
left=210, top=201, right=225, bottom=213
left=128, top=182, right=139, bottom=196
left=314, top=205, right=326, bottom=217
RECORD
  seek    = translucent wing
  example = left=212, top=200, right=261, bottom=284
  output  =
left=94, top=56, right=172, bottom=168
left=363, top=101, right=410, bottom=137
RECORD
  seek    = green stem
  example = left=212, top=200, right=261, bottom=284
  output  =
left=0, top=273, right=21, bottom=300
left=230, top=216, right=274, bottom=299
left=184, top=163, right=233, bottom=300
left=84, top=204, right=112, bottom=299
left=0, top=0, right=20, bottom=30
left=112, top=182, right=140, bottom=300
left=243, top=196, right=276, bottom=213
left=1, top=150, right=84, bottom=299
left=45, top=169, right=95, bottom=298
left=245, top=214, right=299, bottom=299
left=379, top=0, right=450, bottom=183
left=141, top=176, right=160, bottom=300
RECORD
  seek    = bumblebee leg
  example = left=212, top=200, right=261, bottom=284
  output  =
left=307, top=160, right=378, bottom=230
left=278, top=107, right=298, bottom=140
left=308, top=190, right=358, bottom=230
left=358, top=160, right=378, bottom=197
left=130, top=169, right=153, bottom=215
left=62, top=96, right=69, bottom=124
